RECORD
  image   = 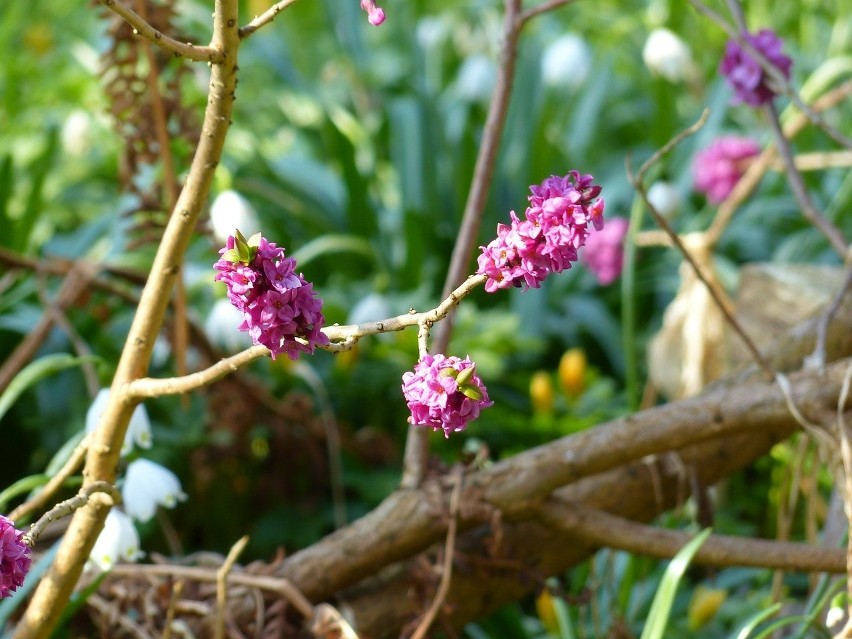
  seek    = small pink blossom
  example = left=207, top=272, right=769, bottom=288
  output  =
left=720, top=29, right=792, bottom=106
left=360, top=0, right=385, bottom=26
left=0, top=515, right=31, bottom=599
left=477, top=171, right=605, bottom=292
left=214, top=231, right=329, bottom=360
left=693, top=137, right=761, bottom=204
left=582, top=217, right=629, bottom=285
left=402, top=354, right=493, bottom=437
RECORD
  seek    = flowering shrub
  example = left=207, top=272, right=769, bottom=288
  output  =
left=719, top=29, right=792, bottom=106
left=401, top=354, right=493, bottom=438
left=582, top=217, right=629, bottom=285
left=693, top=137, right=761, bottom=204
left=477, top=172, right=605, bottom=292
left=0, top=515, right=31, bottom=599
left=214, top=231, right=329, bottom=360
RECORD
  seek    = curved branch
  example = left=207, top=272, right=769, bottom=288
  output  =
left=538, top=499, right=845, bottom=574
left=98, top=0, right=223, bottom=63
left=239, top=0, right=299, bottom=39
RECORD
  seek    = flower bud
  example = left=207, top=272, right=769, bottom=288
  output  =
left=558, top=348, right=586, bottom=398
left=643, top=28, right=695, bottom=83
left=529, top=371, right=555, bottom=415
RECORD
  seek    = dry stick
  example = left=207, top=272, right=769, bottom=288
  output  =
left=97, top=0, right=222, bottom=62
left=239, top=0, right=300, bottom=39
left=8, top=435, right=90, bottom=524
left=136, top=0, right=189, bottom=391
left=13, top=1, right=241, bottom=636
left=215, top=536, right=249, bottom=639
left=161, top=579, right=184, bottom=639
left=88, top=594, right=154, bottom=639
left=128, top=276, right=487, bottom=399
left=537, top=499, right=847, bottom=574
left=837, top=363, right=852, bottom=614
left=688, top=0, right=852, bottom=151
left=809, top=266, right=852, bottom=370
left=0, top=263, right=97, bottom=395
left=402, top=0, right=525, bottom=489
left=410, top=468, right=464, bottom=639
left=109, top=564, right=315, bottom=619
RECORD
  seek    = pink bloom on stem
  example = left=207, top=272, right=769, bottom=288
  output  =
left=719, top=29, right=792, bottom=106
left=214, top=231, right=329, bottom=360
left=693, top=136, right=761, bottom=204
left=360, top=0, right=385, bottom=26
left=477, top=171, right=605, bottom=292
left=402, top=354, right=493, bottom=438
left=582, top=217, right=629, bottom=286
left=0, top=515, right=31, bottom=599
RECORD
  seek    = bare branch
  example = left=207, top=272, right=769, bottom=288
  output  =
left=215, top=536, right=249, bottom=639
left=98, top=0, right=223, bottom=63
left=538, top=499, right=846, bottom=573
left=239, top=0, right=299, bottom=39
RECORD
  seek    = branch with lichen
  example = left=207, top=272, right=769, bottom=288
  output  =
left=97, top=0, right=223, bottom=63
left=13, top=1, right=241, bottom=637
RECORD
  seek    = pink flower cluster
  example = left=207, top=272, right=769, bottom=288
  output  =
left=720, top=29, right=792, bottom=106
left=214, top=232, right=329, bottom=360
left=693, top=136, right=761, bottom=204
left=477, top=172, right=605, bottom=293
left=402, top=354, right=493, bottom=438
left=582, top=217, right=629, bottom=285
left=0, top=515, right=31, bottom=599
left=360, top=0, right=385, bottom=26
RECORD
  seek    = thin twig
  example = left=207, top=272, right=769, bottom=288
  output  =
left=689, top=0, right=852, bottom=150
left=239, top=0, right=299, bottom=39
left=215, top=536, right=249, bottom=639
left=9, top=435, right=90, bottom=524
left=98, top=0, right=223, bottom=63
left=538, top=499, right=847, bottom=573
left=517, top=0, right=577, bottom=25
left=410, top=467, right=464, bottom=639
left=402, top=0, right=524, bottom=488
left=628, top=111, right=777, bottom=379
left=23, top=481, right=120, bottom=547
left=808, top=265, right=852, bottom=371
left=837, top=362, right=852, bottom=613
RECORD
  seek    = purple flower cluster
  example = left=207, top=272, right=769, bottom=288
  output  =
left=402, top=354, right=493, bottom=438
left=477, top=172, right=605, bottom=293
left=360, top=0, right=385, bottom=26
left=582, top=217, right=629, bottom=286
left=720, top=29, right=792, bottom=106
left=214, top=232, right=329, bottom=360
left=0, top=515, right=31, bottom=599
left=693, top=136, right=761, bottom=204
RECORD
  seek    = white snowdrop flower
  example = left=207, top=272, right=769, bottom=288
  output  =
left=643, top=28, right=695, bottom=83
left=209, top=190, right=260, bottom=245
left=204, top=298, right=250, bottom=354
left=416, top=16, right=448, bottom=51
left=826, top=606, right=845, bottom=629
left=647, top=181, right=682, bottom=218
left=88, top=509, right=143, bottom=572
left=86, top=389, right=153, bottom=456
left=541, top=34, right=592, bottom=89
left=122, top=459, right=187, bottom=523
left=61, top=110, right=92, bottom=157
left=455, top=54, right=496, bottom=103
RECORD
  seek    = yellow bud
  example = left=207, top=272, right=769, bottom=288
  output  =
left=530, top=371, right=555, bottom=415
left=688, top=586, right=726, bottom=630
left=535, top=590, right=559, bottom=635
left=558, top=348, right=586, bottom=398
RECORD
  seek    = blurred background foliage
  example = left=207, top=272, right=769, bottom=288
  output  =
left=1, top=0, right=851, bottom=635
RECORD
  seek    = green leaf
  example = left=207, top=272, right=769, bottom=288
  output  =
left=731, top=603, right=782, bottom=639
left=639, top=528, right=712, bottom=639
left=0, top=353, right=100, bottom=423
left=0, top=474, right=49, bottom=514
left=460, top=386, right=482, bottom=401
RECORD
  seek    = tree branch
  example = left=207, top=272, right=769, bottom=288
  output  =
left=98, top=0, right=223, bottom=63
left=239, top=0, right=299, bottom=39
